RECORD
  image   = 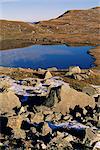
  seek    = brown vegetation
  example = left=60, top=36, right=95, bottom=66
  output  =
left=0, top=7, right=100, bottom=50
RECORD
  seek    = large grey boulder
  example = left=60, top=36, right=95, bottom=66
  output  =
left=54, top=85, right=95, bottom=114
left=0, top=91, right=21, bottom=114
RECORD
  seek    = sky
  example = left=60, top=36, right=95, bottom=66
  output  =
left=0, top=0, right=99, bottom=22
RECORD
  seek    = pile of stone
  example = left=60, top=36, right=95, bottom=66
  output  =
left=0, top=75, right=96, bottom=113
left=65, top=66, right=91, bottom=80
left=0, top=105, right=99, bottom=149
left=0, top=75, right=99, bottom=149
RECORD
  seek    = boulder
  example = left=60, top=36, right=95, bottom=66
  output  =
left=54, top=85, right=95, bottom=114
left=44, top=114, right=54, bottom=122
left=57, top=131, right=65, bottom=138
left=31, top=113, right=44, bottom=123
left=51, top=132, right=73, bottom=149
left=44, top=71, right=52, bottom=79
left=81, top=74, right=89, bottom=79
left=42, top=122, right=52, bottom=136
left=53, top=112, right=62, bottom=122
left=0, top=91, right=21, bottom=114
left=8, top=115, right=26, bottom=139
left=69, top=66, right=81, bottom=74
left=93, top=142, right=100, bottom=150
left=83, top=128, right=100, bottom=146
left=47, top=67, right=58, bottom=71
left=65, top=72, right=73, bottom=77
left=63, top=134, right=74, bottom=143
left=73, top=74, right=83, bottom=80
left=63, top=115, right=72, bottom=121
left=19, top=106, right=26, bottom=114
left=41, top=143, right=47, bottom=149
left=82, top=86, right=96, bottom=96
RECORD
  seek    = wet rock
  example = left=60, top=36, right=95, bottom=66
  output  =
left=69, top=66, right=81, bottom=74
left=0, top=91, right=21, bottom=115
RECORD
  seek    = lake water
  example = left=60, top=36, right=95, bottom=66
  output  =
left=0, top=45, right=95, bottom=69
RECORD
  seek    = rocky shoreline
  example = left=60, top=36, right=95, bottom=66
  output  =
left=0, top=7, right=100, bottom=71
left=89, top=46, right=100, bottom=70
left=0, top=66, right=100, bottom=149
left=0, top=6, right=100, bottom=150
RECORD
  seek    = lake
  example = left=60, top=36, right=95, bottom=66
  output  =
left=0, top=45, right=95, bottom=69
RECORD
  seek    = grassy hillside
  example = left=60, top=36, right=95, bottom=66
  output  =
left=0, top=7, right=100, bottom=50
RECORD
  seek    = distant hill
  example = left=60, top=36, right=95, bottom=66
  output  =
left=0, top=7, right=100, bottom=50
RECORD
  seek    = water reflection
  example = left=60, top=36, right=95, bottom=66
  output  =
left=0, top=45, right=94, bottom=69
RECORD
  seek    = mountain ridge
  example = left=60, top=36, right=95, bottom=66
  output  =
left=0, top=7, right=100, bottom=50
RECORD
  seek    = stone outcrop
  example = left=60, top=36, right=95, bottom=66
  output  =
left=54, top=85, right=95, bottom=114
left=8, top=115, right=26, bottom=139
left=0, top=75, right=95, bottom=114
left=0, top=91, right=21, bottom=114
left=44, top=71, right=53, bottom=79
left=0, top=73, right=99, bottom=149
left=69, top=66, right=81, bottom=74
